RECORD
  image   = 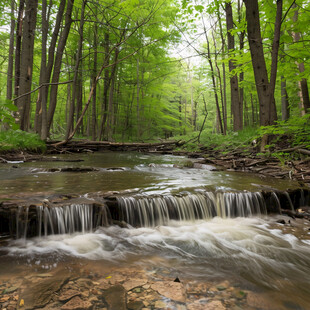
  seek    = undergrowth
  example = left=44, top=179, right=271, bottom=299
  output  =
left=0, top=130, right=46, bottom=153
left=258, top=114, right=310, bottom=149
left=175, top=114, right=310, bottom=160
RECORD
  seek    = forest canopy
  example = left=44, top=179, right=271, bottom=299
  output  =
left=0, top=0, right=309, bottom=147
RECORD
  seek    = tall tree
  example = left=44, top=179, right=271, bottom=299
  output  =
left=35, top=0, right=67, bottom=139
left=15, top=0, right=38, bottom=131
left=65, top=0, right=87, bottom=140
left=243, top=0, right=279, bottom=126
left=14, top=0, right=25, bottom=98
left=6, top=0, right=15, bottom=101
left=292, top=3, right=310, bottom=114
left=47, top=0, right=75, bottom=132
left=225, top=1, right=242, bottom=131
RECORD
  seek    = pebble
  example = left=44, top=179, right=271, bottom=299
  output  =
left=61, top=296, right=92, bottom=310
left=154, top=300, right=167, bottom=308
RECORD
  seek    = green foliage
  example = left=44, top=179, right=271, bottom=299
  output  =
left=0, top=130, right=46, bottom=153
left=0, top=100, right=19, bottom=130
left=258, top=114, right=310, bottom=148
left=199, top=127, right=259, bottom=152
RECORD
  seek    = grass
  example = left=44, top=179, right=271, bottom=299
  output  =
left=0, top=130, right=46, bottom=153
left=172, top=127, right=259, bottom=154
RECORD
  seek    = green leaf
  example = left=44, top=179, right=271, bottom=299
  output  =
left=194, top=5, right=204, bottom=13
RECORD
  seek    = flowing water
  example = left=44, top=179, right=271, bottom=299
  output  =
left=0, top=152, right=310, bottom=309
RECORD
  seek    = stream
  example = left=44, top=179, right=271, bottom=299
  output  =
left=0, top=152, right=310, bottom=309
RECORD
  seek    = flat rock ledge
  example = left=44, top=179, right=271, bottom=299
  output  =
left=0, top=263, right=303, bottom=310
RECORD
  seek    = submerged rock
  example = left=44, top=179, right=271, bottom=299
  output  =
left=127, top=300, right=144, bottom=310
left=58, top=289, right=81, bottom=302
left=61, top=296, right=92, bottom=310
left=102, top=285, right=126, bottom=310
left=188, top=300, right=226, bottom=310
left=20, top=272, right=70, bottom=309
left=276, top=219, right=286, bottom=224
left=122, top=278, right=148, bottom=291
left=151, top=281, right=186, bottom=303
left=154, top=300, right=167, bottom=308
left=47, top=167, right=99, bottom=173
left=246, top=292, right=279, bottom=310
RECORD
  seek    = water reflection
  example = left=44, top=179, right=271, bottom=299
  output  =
left=0, top=152, right=300, bottom=197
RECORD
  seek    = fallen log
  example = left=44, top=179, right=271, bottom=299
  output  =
left=47, top=139, right=184, bottom=153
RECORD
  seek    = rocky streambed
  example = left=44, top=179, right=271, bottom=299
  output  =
left=1, top=248, right=309, bottom=310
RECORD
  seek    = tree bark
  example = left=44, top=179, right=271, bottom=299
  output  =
left=98, top=32, right=111, bottom=140
left=36, top=0, right=48, bottom=139
left=136, top=57, right=140, bottom=138
left=92, top=21, right=98, bottom=141
left=215, top=1, right=227, bottom=134
left=14, top=0, right=25, bottom=99
left=47, top=0, right=74, bottom=133
left=16, top=0, right=38, bottom=131
left=238, top=0, right=245, bottom=126
left=65, top=0, right=86, bottom=140
left=292, top=4, right=310, bottom=114
left=106, top=48, right=119, bottom=141
left=244, top=0, right=277, bottom=126
left=6, top=0, right=15, bottom=101
left=206, top=34, right=224, bottom=134
left=35, top=0, right=66, bottom=137
left=268, top=0, right=282, bottom=122
left=281, top=77, right=289, bottom=120
left=226, top=1, right=242, bottom=131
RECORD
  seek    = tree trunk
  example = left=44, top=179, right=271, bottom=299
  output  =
left=98, top=32, right=110, bottom=140
left=226, top=1, right=242, bottom=131
left=35, top=0, right=66, bottom=137
left=281, top=77, right=289, bottom=121
left=238, top=0, right=245, bottom=127
left=298, top=64, right=310, bottom=114
left=215, top=2, right=227, bottom=134
left=92, top=21, right=98, bottom=141
left=244, top=0, right=276, bottom=126
left=6, top=0, right=15, bottom=101
left=16, top=0, right=38, bottom=131
left=206, top=34, right=224, bottom=134
left=106, top=48, right=119, bottom=141
left=136, top=57, right=140, bottom=138
left=292, top=4, right=310, bottom=114
left=268, top=0, right=282, bottom=122
left=14, top=0, right=25, bottom=99
left=36, top=0, right=48, bottom=140
left=65, top=0, right=86, bottom=140
left=212, top=29, right=226, bottom=135
left=47, top=0, right=74, bottom=133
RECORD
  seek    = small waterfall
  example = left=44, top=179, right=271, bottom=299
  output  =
left=283, top=192, right=294, bottom=211
left=16, top=205, right=29, bottom=239
left=10, top=189, right=308, bottom=238
left=270, top=192, right=282, bottom=214
left=37, top=203, right=111, bottom=236
left=117, top=191, right=267, bottom=227
left=15, top=203, right=111, bottom=239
